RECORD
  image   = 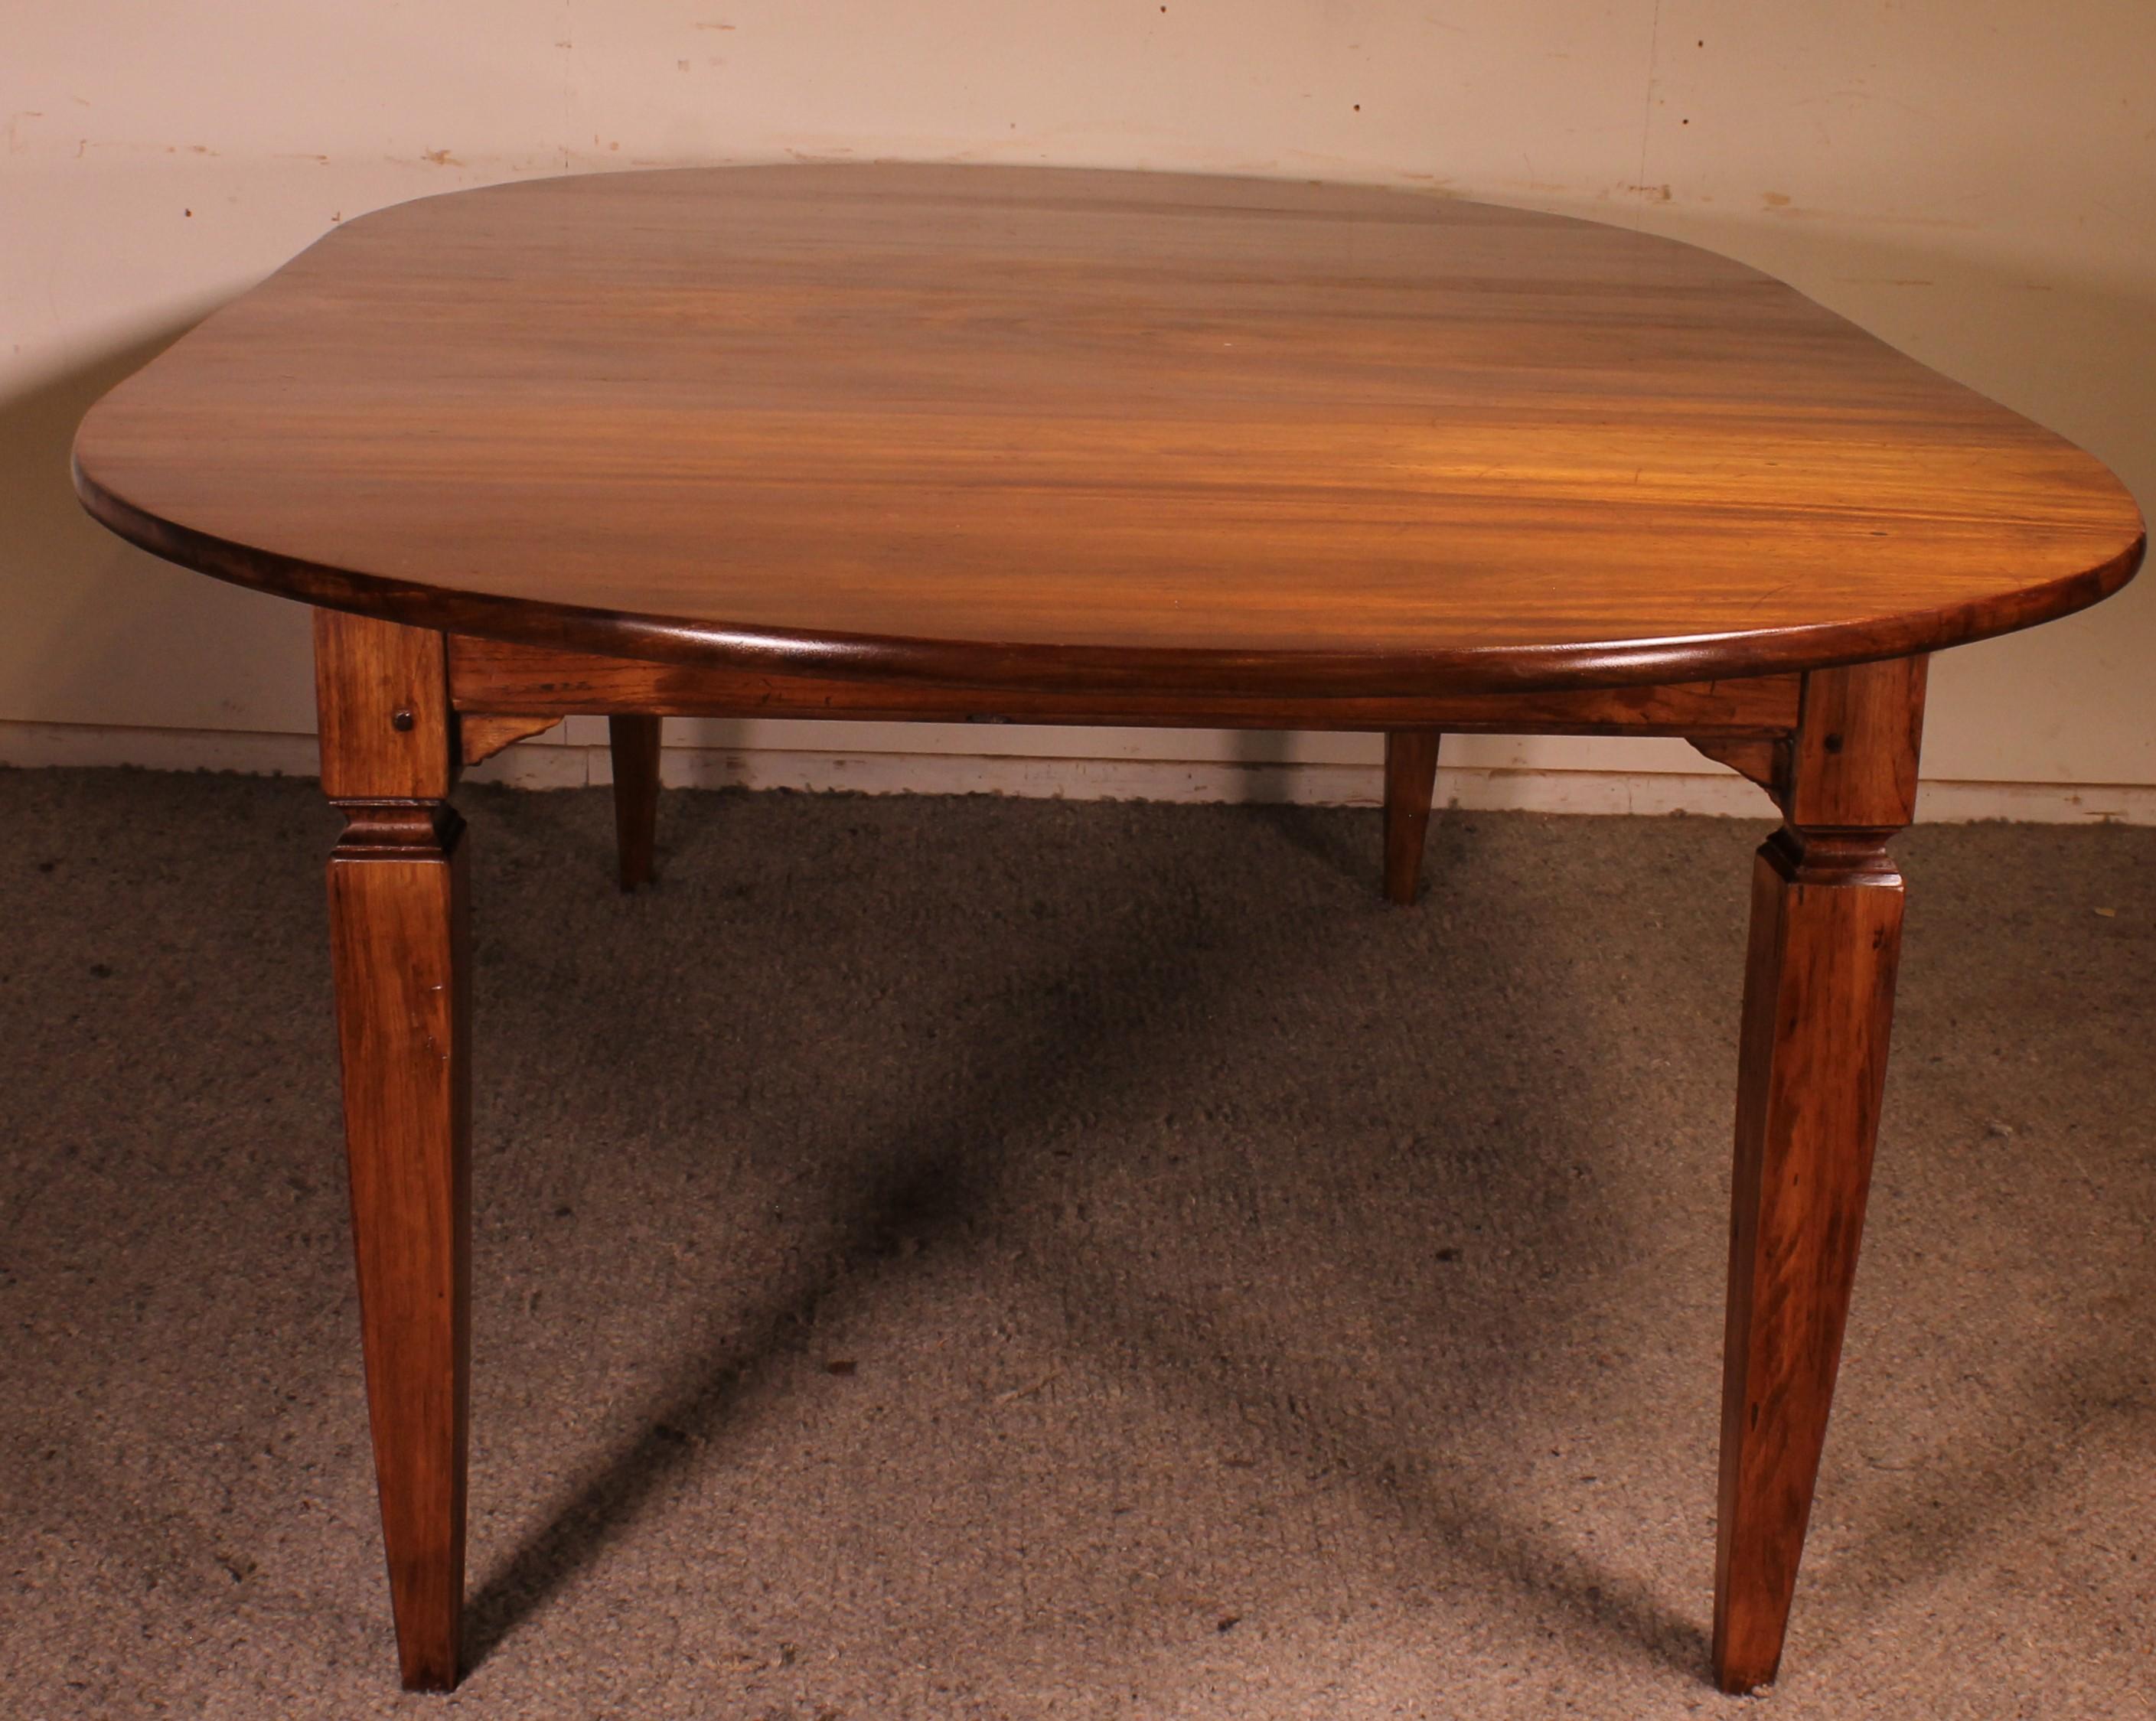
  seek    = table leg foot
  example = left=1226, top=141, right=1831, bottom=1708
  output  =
left=610, top=714, right=663, bottom=891
left=1382, top=729, right=1442, bottom=904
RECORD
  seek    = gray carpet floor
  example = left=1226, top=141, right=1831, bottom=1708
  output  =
left=2, top=767, right=2151, bottom=1719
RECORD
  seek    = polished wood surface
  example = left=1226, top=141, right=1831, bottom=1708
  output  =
left=1784, top=657, right=1926, bottom=833
left=1713, top=659, right=1923, bottom=1694
left=72, top=163, right=2146, bottom=1700
left=74, top=165, right=2141, bottom=697
left=1381, top=730, right=1443, bottom=905
left=317, top=611, right=471, bottom=1691
left=314, top=609, right=454, bottom=802
left=608, top=715, right=662, bottom=891
left=457, top=712, right=559, bottom=768
left=1691, top=737, right=1788, bottom=804
left=448, top=634, right=1802, bottom=735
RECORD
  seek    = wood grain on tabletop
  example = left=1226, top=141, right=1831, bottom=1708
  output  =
left=73, top=164, right=2144, bottom=695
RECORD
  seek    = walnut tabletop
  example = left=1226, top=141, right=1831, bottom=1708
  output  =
left=73, top=164, right=2141, bottom=695
left=68, top=165, right=2146, bottom=1700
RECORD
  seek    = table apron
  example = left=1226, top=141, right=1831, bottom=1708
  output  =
left=446, top=635, right=1802, bottom=739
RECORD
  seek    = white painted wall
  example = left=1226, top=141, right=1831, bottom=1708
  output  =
left=5, top=3, right=2151, bottom=818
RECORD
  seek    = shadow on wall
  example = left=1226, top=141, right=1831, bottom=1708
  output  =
left=0, top=318, right=318, bottom=739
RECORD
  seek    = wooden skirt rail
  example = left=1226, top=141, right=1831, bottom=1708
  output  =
left=449, top=634, right=1805, bottom=811
left=450, top=634, right=1801, bottom=742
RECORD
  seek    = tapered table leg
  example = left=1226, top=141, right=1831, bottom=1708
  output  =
left=1382, top=729, right=1443, bottom=905
left=1712, top=657, right=1925, bottom=1693
left=315, top=610, right=471, bottom=1691
left=610, top=714, right=662, bottom=891
left=330, top=807, right=471, bottom=1690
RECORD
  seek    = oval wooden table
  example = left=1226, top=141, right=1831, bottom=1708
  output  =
left=72, top=165, right=2145, bottom=1697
